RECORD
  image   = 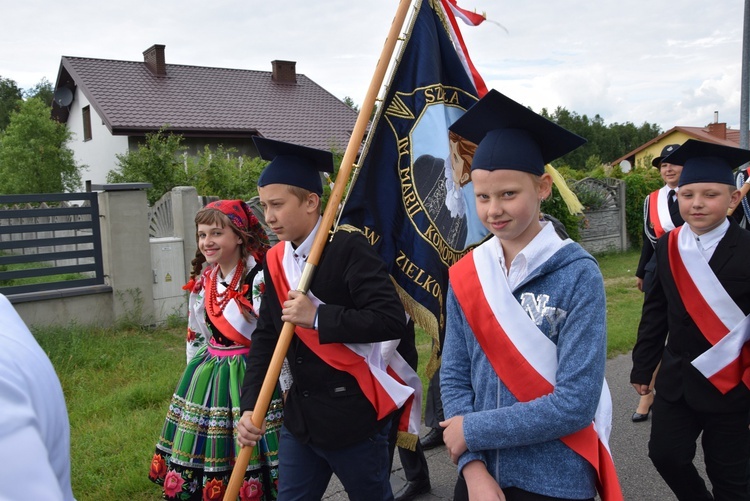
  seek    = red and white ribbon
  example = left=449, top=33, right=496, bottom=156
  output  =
left=669, top=227, right=750, bottom=392
left=450, top=239, right=622, bottom=500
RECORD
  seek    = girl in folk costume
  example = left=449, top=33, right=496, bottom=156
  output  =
left=440, top=90, right=622, bottom=501
left=149, top=200, right=283, bottom=501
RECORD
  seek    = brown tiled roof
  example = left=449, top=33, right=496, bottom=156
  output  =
left=610, top=124, right=741, bottom=166
left=54, top=55, right=358, bottom=151
left=676, top=125, right=740, bottom=146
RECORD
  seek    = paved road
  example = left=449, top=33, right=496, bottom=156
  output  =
left=324, top=352, right=709, bottom=500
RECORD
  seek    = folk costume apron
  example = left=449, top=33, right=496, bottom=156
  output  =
left=450, top=241, right=623, bottom=501
left=265, top=241, right=422, bottom=447
left=668, top=226, right=750, bottom=393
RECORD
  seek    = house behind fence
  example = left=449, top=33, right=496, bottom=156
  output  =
left=1, top=180, right=623, bottom=329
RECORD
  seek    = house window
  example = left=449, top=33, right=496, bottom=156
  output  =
left=82, top=106, right=92, bottom=141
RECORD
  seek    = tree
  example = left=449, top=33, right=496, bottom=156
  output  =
left=0, top=97, right=83, bottom=194
left=343, top=95, right=378, bottom=121
left=538, top=106, right=662, bottom=170
left=343, top=96, right=359, bottom=113
left=24, top=78, right=55, bottom=106
left=110, top=128, right=273, bottom=205
left=108, top=127, right=188, bottom=205
left=0, top=76, right=23, bottom=132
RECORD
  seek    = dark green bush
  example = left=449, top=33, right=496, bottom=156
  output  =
left=622, top=168, right=663, bottom=248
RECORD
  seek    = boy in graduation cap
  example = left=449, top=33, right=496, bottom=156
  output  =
left=631, top=139, right=750, bottom=500
left=236, top=137, right=413, bottom=500
left=439, top=90, right=621, bottom=501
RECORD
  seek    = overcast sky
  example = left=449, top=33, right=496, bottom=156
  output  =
left=1, top=0, right=746, bottom=132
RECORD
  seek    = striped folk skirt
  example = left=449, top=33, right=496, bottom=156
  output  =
left=149, top=340, right=282, bottom=501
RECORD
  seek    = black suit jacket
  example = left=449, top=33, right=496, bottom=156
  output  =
left=241, top=227, right=407, bottom=449
left=635, top=190, right=684, bottom=292
left=631, top=220, right=750, bottom=413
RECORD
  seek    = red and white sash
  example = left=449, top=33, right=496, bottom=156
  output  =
left=265, top=242, right=418, bottom=427
left=668, top=227, right=750, bottom=392
left=648, top=186, right=676, bottom=238
left=450, top=239, right=622, bottom=501
left=382, top=336, right=424, bottom=447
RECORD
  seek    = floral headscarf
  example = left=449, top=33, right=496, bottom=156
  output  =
left=205, top=200, right=270, bottom=261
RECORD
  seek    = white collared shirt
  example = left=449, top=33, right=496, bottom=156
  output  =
left=292, top=216, right=322, bottom=270
left=684, top=218, right=729, bottom=262
left=289, top=216, right=322, bottom=329
left=496, top=221, right=568, bottom=291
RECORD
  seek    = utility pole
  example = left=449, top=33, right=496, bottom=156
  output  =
left=742, top=0, right=750, bottom=150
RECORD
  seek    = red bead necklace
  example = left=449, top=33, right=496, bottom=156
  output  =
left=206, top=259, right=245, bottom=317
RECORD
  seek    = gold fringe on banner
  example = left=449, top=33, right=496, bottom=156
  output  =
left=397, top=430, right=420, bottom=451
left=393, top=281, right=441, bottom=380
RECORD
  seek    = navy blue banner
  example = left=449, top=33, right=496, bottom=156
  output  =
left=339, top=0, right=487, bottom=364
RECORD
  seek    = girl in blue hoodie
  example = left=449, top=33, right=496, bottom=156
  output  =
left=440, top=90, right=621, bottom=501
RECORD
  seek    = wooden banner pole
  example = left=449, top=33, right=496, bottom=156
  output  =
left=223, top=1, right=413, bottom=498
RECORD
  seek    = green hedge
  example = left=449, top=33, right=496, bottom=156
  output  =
left=621, top=169, right=663, bottom=249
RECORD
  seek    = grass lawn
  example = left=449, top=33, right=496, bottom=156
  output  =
left=596, top=249, right=643, bottom=356
left=33, top=249, right=642, bottom=500
left=36, top=324, right=187, bottom=500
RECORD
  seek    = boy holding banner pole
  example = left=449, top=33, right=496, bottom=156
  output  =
left=440, top=89, right=621, bottom=501
left=236, top=137, right=415, bottom=500
left=224, top=1, right=414, bottom=498
left=631, top=139, right=750, bottom=499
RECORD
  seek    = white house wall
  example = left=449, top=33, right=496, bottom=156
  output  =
left=66, top=90, right=129, bottom=186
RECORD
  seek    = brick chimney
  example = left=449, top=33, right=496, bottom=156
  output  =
left=706, top=111, right=727, bottom=139
left=271, top=60, right=297, bottom=83
left=143, top=44, right=167, bottom=77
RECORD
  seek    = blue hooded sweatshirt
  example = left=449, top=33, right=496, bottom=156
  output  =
left=441, top=238, right=607, bottom=499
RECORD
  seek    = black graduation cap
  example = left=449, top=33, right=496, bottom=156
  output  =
left=448, top=89, right=587, bottom=175
left=662, top=139, right=750, bottom=187
left=651, top=143, right=681, bottom=167
left=253, top=136, right=334, bottom=195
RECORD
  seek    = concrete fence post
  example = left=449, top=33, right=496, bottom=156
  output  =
left=95, top=183, right=155, bottom=324
left=618, top=180, right=628, bottom=251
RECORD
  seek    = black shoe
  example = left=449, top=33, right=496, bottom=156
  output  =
left=393, top=479, right=431, bottom=501
left=631, top=406, right=652, bottom=422
left=419, top=427, right=444, bottom=450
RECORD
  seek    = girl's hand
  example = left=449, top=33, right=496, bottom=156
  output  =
left=463, top=461, right=506, bottom=501
left=440, top=416, right=467, bottom=464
